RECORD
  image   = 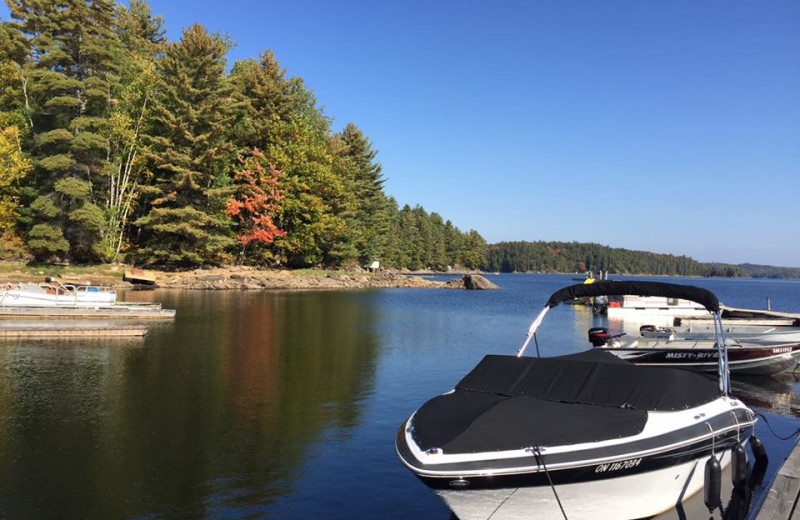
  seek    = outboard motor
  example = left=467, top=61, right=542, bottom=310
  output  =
left=588, top=327, right=611, bottom=347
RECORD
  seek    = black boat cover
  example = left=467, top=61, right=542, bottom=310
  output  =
left=546, top=281, right=720, bottom=312
left=411, top=350, right=721, bottom=453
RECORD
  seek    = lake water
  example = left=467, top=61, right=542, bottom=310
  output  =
left=0, top=274, right=799, bottom=519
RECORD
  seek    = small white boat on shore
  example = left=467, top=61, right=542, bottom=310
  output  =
left=0, top=282, right=117, bottom=309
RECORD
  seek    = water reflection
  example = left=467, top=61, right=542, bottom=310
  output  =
left=0, top=290, right=380, bottom=518
left=652, top=456, right=768, bottom=520
left=732, top=374, right=800, bottom=418
left=0, top=276, right=799, bottom=519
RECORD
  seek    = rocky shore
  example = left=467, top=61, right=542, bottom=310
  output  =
left=0, top=264, right=500, bottom=291
left=156, top=268, right=447, bottom=290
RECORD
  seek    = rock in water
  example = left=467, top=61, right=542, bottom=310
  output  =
left=463, top=274, right=499, bottom=290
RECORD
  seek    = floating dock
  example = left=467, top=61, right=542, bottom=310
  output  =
left=0, top=324, right=148, bottom=338
left=755, top=437, right=800, bottom=519
left=0, top=304, right=175, bottom=320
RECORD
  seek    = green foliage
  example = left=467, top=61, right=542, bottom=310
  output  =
left=134, top=207, right=234, bottom=266
left=0, top=125, right=30, bottom=257
left=7, top=0, right=124, bottom=262
left=37, top=128, right=73, bottom=148
left=3, top=1, right=487, bottom=269
left=484, top=241, right=800, bottom=278
left=381, top=203, right=485, bottom=270
left=38, top=154, right=75, bottom=172
left=133, top=23, right=237, bottom=266
left=332, top=123, right=391, bottom=265
left=54, top=177, right=91, bottom=198
left=29, top=195, right=59, bottom=218
left=27, top=223, right=69, bottom=258
left=486, top=241, right=709, bottom=275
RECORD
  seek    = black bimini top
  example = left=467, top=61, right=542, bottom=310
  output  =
left=411, top=350, right=721, bottom=454
left=546, top=281, right=720, bottom=312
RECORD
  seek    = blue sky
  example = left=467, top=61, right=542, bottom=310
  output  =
left=3, top=1, right=799, bottom=266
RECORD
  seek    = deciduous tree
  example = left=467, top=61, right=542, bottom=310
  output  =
left=226, top=148, right=286, bottom=263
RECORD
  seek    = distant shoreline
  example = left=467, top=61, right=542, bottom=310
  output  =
left=0, top=262, right=796, bottom=292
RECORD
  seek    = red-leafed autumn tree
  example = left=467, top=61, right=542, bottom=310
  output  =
left=226, top=148, right=286, bottom=263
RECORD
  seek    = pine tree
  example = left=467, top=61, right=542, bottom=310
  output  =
left=133, top=24, right=237, bottom=267
left=6, top=0, right=124, bottom=261
left=334, top=123, right=391, bottom=266
left=0, top=21, right=30, bottom=130
left=230, top=51, right=304, bottom=151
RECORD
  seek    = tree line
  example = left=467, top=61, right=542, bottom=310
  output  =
left=484, top=241, right=799, bottom=279
left=0, top=0, right=486, bottom=270
left=486, top=241, right=708, bottom=275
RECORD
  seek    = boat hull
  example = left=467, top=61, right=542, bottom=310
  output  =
left=601, top=343, right=800, bottom=375
left=432, top=451, right=730, bottom=520
left=398, top=404, right=753, bottom=520
left=0, top=284, right=116, bottom=309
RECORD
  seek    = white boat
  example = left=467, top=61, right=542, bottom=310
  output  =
left=604, top=294, right=709, bottom=318
left=591, top=328, right=800, bottom=376
left=641, top=323, right=800, bottom=344
left=0, top=282, right=117, bottom=308
left=397, top=281, right=760, bottom=520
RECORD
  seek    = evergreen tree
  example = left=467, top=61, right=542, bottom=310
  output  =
left=6, top=0, right=123, bottom=261
left=230, top=51, right=304, bottom=151
left=1, top=4, right=489, bottom=271
left=133, top=23, right=237, bottom=266
left=334, top=123, right=391, bottom=265
left=0, top=21, right=29, bottom=130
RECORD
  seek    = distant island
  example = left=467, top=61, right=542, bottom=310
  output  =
left=485, top=241, right=800, bottom=279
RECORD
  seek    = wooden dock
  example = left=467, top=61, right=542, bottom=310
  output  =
left=756, top=437, right=800, bottom=519
left=0, top=305, right=175, bottom=320
left=0, top=325, right=148, bottom=338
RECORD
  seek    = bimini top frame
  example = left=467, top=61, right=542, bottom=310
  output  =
left=517, top=281, right=731, bottom=395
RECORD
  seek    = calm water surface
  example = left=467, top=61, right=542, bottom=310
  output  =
left=0, top=274, right=799, bottom=519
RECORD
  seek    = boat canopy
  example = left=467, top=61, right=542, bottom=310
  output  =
left=546, top=281, right=720, bottom=312
left=411, top=350, right=721, bottom=454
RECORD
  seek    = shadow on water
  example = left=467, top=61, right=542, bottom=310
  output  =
left=0, top=290, right=381, bottom=518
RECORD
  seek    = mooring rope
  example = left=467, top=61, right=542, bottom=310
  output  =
left=533, top=446, right=569, bottom=520
left=756, top=413, right=800, bottom=441
left=486, top=487, right=519, bottom=520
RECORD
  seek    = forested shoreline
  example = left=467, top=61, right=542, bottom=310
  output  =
left=0, top=0, right=487, bottom=270
left=486, top=242, right=800, bottom=279
left=0, top=1, right=794, bottom=279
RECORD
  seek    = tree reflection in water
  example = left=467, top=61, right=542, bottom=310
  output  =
left=0, top=290, right=380, bottom=518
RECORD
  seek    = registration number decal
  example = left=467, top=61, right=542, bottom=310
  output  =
left=595, top=458, right=642, bottom=473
